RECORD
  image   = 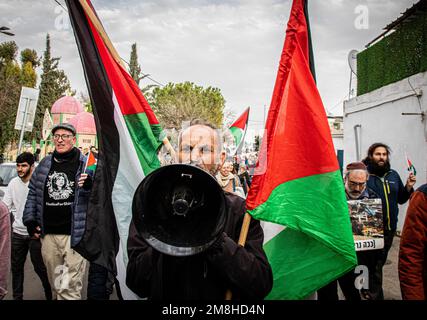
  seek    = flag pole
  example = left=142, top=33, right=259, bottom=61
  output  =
left=78, top=0, right=176, bottom=160
left=83, top=149, right=90, bottom=173
left=79, top=0, right=125, bottom=68
left=225, top=212, right=252, bottom=300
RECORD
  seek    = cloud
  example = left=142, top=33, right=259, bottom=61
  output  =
left=0, top=0, right=418, bottom=130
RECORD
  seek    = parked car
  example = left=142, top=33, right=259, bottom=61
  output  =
left=0, top=162, right=17, bottom=200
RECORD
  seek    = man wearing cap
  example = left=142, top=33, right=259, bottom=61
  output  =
left=23, top=123, right=93, bottom=300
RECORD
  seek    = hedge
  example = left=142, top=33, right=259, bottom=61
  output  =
left=357, top=10, right=427, bottom=96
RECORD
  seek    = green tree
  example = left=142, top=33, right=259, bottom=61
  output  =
left=80, top=92, right=92, bottom=113
left=128, top=42, right=157, bottom=104
left=0, top=42, right=39, bottom=154
left=0, top=41, right=18, bottom=63
left=20, top=48, right=40, bottom=67
left=151, top=82, right=225, bottom=129
left=129, top=43, right=142, bottom=85
left=34, top=34, right=71, bottom=140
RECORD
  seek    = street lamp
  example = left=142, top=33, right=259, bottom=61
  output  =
left=0, top=26, right=15, bottom=36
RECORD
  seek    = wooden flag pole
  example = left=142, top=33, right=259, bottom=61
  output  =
left=225, top=212, right=252, bottom=300
left=79, top=0, right=176, bottom=159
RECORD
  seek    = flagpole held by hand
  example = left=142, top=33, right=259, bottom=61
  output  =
left=225, top=212, right=252, bottom=300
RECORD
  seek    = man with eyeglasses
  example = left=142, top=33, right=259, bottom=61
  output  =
left=23, top=123, right=93, bottom=300
left=318, top=162, right=379, bottom=300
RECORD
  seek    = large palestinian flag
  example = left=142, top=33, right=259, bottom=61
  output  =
left=246, top=0, right=357, bottom=299
left=66, top=0, right=163, bottom=298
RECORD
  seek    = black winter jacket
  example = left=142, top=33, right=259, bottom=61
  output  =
left=367, top=169, right=413, bottom=231
left=126, top=192, right=273, bottom=300
left=22, top=151, right=93, bottom=247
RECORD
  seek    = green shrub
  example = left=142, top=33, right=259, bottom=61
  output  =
left=357, top=10, right=427, bottom=95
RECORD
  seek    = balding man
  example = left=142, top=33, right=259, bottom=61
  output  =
left=126, top=120, right=273, bottom=300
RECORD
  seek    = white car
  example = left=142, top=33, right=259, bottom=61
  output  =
left=0, top=162, right=17, bottom=200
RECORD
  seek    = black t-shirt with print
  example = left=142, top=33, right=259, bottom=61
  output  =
left=43, top=151, right=80, bottom=235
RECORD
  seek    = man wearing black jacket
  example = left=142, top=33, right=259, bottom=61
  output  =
left=126, top=120, right=273, bottom=300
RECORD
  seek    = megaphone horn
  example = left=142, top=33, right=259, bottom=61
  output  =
left=132, top=164, right=227, bottom=256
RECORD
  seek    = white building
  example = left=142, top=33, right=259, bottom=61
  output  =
left=343, top=1, right=427, bottom=231
left=328, top=116, right=344, bottom=172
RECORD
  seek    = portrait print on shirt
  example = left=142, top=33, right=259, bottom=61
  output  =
left=46, top=171, right=74, bottom=202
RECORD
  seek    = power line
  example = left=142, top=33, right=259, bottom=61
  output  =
left=327, top=93, right=349, bottom=114
left=54, top=0, right=67, bottom=12
left=121, top=58, right=165, bottom=87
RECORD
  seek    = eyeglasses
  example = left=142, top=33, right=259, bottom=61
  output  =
left=53, top=134, right=74, bottom=140
left=348, top=180, right=366, bottom=188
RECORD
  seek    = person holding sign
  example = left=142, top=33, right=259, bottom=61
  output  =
left=318, top=162, right=380, bottom=300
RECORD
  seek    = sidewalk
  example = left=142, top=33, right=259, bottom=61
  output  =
left=383, top=236, right=402, bottom=300
left=4, top=237, right=402, bottom=300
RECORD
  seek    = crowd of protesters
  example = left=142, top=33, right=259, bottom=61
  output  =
left=0, top=122, right=426, bottom=300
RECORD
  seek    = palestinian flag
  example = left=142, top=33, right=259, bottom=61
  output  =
left=84, top=150, right=97, bottom=172
left=246, top=0, right=357, bottom=299
left=66, top=0, right=163, bottom=298
left=405, top=153, right=417, bottom=176
left=229, top=107, right=250, bottom=153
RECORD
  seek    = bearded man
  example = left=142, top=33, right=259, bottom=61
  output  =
left=2, top=152, right=51, bottom=300
left=362, top=143, right=416, bottom=299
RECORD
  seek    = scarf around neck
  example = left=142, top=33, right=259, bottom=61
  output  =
left=53, top=147, right=79, bottom=163
left=216, top=172, right=235, bottom=188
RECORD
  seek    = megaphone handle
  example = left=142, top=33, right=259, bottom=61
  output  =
left=225, top=212, right=252, bottom=300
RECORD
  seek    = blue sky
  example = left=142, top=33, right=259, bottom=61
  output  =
left=0, top=0, right=418, bottom=135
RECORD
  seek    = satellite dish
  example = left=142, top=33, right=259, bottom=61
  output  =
left=348, top=50, right=358, bottom=75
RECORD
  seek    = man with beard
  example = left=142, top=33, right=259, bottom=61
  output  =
left=2, top=152, right=51, bottom=300
left=126, top=120, right=273, bottom=300
left=362, top=142, right=416, bottom=299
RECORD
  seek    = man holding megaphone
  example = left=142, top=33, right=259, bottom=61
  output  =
left=126, top=119, right=273, bottom=300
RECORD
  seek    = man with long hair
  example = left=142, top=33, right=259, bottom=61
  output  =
left=362, top=142, right=416, bottom=299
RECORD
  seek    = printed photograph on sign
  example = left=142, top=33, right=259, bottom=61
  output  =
left=347, top=198, right=384, bottom=251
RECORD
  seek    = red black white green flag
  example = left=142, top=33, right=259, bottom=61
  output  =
left=246, top=0, right=357, bottom=299
left=229, top=107, right=250, bottom=153
left=66, top=0, right=163, bottom=299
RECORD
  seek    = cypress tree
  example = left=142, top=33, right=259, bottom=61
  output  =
left=34, top=34, right=72, bottom=140
left=129, top=42, right=142, bottom=85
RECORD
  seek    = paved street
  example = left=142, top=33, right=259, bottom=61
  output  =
left=382, top=236, right=402, bottom=300
left=3, top=260, right=119, bottom=300
left=4, top=237, right=402, bottom=300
